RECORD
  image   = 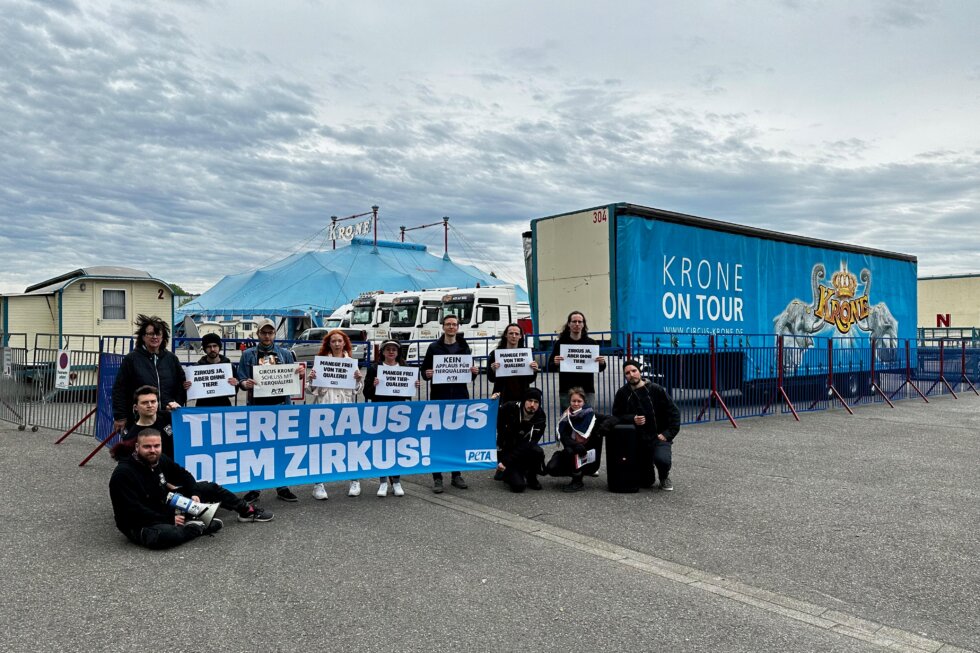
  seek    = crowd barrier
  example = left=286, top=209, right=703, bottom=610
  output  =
left=2, top=332, right=977, bottom=456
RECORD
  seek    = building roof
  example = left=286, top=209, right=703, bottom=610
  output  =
left=180, top=238, right=527, bottom=317
left=16, top=267, right=157, bottom=296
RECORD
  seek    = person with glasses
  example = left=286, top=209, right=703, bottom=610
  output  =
left=111, top=314, right=190, bottom=434
left=548, top=311, right=607, bottom=411
left=421, top=314, right=479, bottom=493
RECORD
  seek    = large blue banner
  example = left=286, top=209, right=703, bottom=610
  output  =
left=172, top=399, right=498, bottom=492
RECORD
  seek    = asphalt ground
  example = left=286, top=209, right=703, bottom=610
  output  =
left=0, top=393, right=977, bottom=653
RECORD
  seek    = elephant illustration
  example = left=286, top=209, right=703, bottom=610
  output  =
left=859, top=301, right=899, bottom=362
left=773, top=263, right=826, bottom=350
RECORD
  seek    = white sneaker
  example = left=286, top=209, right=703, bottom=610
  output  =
left=348, top=480, right=361, bottom=497
left=377, top=482, right=389, bottom=497
left=312, top=483, right=328, bottom=500
left=392, top=482, right=405, bottom=497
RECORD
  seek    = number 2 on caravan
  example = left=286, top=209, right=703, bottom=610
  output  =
left=592, top=208, right=608, bottom=224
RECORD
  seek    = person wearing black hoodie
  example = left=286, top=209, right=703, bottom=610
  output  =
left=109, top=429, right=272, bottom=550
left=111, top=314, right=189, bottom=434
left=421, top=314, right=479, bottom=493
left=495, top=387, right=547, bottom=492
left=194, top=332, right=238, bottom=407
left=611, top=359, right=681, bottom=491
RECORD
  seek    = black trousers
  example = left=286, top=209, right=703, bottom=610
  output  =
left=500, top=442, right=545, bottom=492
left=125, top=482, right=244, bottom=550
left=637, top=437, right=672, bottom=486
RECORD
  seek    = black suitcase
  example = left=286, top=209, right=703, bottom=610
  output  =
left=605, top=423, right=640, bottom=493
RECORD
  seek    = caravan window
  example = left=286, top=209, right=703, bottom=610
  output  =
left=102, top=289, right=126, bottom=320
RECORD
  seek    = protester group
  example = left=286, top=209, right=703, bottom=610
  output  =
left=108, top=311, right=680, bottom=549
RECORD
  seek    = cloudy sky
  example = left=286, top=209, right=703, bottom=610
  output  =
left=2, top=0, right=978, bottom=297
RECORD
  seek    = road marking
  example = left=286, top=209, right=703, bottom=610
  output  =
left=410, top=487, right=972, bottom=653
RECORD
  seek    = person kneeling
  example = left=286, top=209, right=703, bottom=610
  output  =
left=496, top=388, right=547, bottom=492
left=545, top=387, right=603, bottom=492
left=109, top=429, right=273, bottom=550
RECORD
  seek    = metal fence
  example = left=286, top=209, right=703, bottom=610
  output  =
left=1, top=332, right=978, bottom=447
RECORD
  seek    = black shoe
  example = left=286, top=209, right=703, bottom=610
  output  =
left=660, top=476, right=674, bottom=492
left=433, top=478, right=444, bottom=494
left=562, top=479, right=585, bottom=493
left=526, top=476, right=543, bottom=491
left=243, top=490, right=260, bottom=504
left=276, top=487, right=299, bottom=502
left=203, top=518, right=223, bottom=535
left=238, top=505, right=274, bottom=522
left=183, top=520, right=206, bottom=536
left=493, top=470, right=505, bottom=481
left=451, top=475, right=468, bottom=489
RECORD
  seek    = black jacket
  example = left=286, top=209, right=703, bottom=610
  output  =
left=108, top=454, right=198, bottom=534
left=496, top=400, right=546, bottom=464
left=611, top=379, right=681, bottom=441
left=112, top=347, right=187, bottom=420
left=548, top=334, right=605, bottom=393
left=421, top=336, right=476, bottom=401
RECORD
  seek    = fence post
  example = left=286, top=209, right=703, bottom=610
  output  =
left=869, top=338, right=894, bottom=408
left=959, top=341, right=979, bottom=395
left=890, top=340, right=928, bottom=402
left=776, top=336, right=800, bottom=421
left=705, top=335, right=737, bottom=429
left=826, top=339, right=853, bottom=415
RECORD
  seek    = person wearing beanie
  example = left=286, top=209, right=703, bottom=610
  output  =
left=195, top=333, right=238, bottom=407
left=494, top=386, right=547, bottom=492
left=363, top=339, right=421, bottom=497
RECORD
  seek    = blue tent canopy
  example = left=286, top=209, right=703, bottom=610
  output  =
left=180, top=238, right=527, bottom=319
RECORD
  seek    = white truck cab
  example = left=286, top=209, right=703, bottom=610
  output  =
left=389, top=289, right=451, bottom=361
left=438, top=285, right=524, bottom=358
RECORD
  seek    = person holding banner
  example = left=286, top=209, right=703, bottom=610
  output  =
left=193, top=333, right=238, bottom=407
left=109, top=429, right=273, bottom=550
left=487, top=323, right=539, bottom=404
left=422, top=314, right=479, bottom=493
left=363, top=339, right=422, bottom=497
left=110, top=385, right=179, bottom=460
left=236, top=318, right=303, bottom=503
left=306, top=330, right=364, bottom=499
left=495, top=387, right=547, bottom=493
left=548, top=311, right=607, bottom=411
left=545, top=388, right=602, bottom=492
left=111, top=314, right=189, bottom=434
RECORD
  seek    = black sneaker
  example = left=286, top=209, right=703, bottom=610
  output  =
left=238, top=505, right=274, bottom=523
left=433, top=478, right=444, bottom=494
left=204, top=518, right=223, bottom=535
left=184, top=520, right=205, bottom=536
left=562, top=479, right=585, bottom=493
left=242, top=490, right=260, bottom=504
left=276, top=487, right=299, bottom=502
left=660, top=476, right=674, bottom=492
left=526, top=476, right=543, bottom=491
left=493, top=470, right=505, bottom=481
left=451, top=475, right=468, bottom=489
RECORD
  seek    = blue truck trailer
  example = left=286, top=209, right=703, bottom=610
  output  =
left=529, top=203, right=918, bottom=397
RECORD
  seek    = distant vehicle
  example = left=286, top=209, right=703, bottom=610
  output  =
left=291, top=327, right=368, bottom=363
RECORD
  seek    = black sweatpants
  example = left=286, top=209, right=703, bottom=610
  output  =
left=125, top=482, right=244, bottom=550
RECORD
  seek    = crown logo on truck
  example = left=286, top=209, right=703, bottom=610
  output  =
left=831, top=264, right=857, bottom=299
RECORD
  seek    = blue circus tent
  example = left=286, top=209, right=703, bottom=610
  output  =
left=180, top=238, right=527, bottom=321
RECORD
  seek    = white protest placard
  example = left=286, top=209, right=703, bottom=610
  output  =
left=559, top=344, right=599, bottom=373
left=2, top=348, right=11, bottom=379
left=252, top=363, right=303, bottom=398
left=575, top=449, right=597, bottom=470
left=377, top=365, right=419, bottom=398
left=432, top=354, right=473, bottom=385
left=186, top=363, right=235, bottom=401
left=311, top=356, right=358, bottom=389
left=55, top=349, right=71, bottom=389
left=494, top=348, right=533, bottom=377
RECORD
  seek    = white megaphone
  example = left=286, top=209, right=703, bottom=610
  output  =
left=166, top=492, right=221, bottom=528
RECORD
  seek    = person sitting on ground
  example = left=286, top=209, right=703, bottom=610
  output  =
left=611, top=359, right=680, bottom=491
left=545, top=387, right=603, bottom=492
left=109, top=429, right=273, bottom=550
left=110, top=385, right=179, bottom=460
left=495, top=387, right=547, bottom=493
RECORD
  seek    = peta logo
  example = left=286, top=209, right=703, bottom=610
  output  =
left=465, top=449, right=497, bottom=463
